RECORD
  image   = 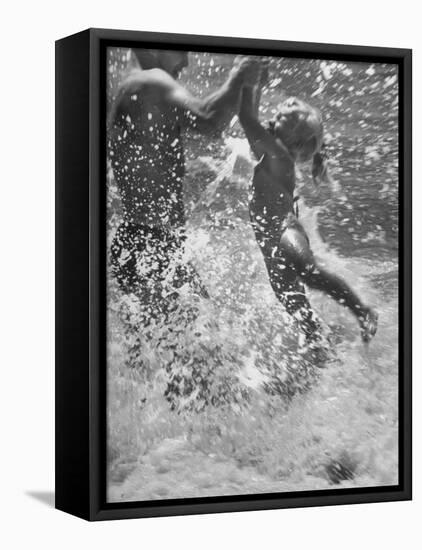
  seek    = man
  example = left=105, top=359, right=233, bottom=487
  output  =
left=108, top=49, right=258, bottom=313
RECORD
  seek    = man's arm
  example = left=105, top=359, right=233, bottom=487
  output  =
left=110, top=59, right=259, bottom=136
left=159, top=58, right=262, bottom=135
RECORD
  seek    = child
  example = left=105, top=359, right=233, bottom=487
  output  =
left=238, top=78, right=378, bottom=345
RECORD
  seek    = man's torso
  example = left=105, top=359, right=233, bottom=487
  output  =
left=110, top=75, right=186, bottom=227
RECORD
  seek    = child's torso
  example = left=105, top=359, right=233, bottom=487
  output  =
left=249, top=155, right=296, bottom=232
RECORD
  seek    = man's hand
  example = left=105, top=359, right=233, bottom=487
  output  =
left=258, top=58, right=270, bottom=88
left=231, top=56, right=261, bottom=87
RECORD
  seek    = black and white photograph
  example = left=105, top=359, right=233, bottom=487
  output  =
left=2, top=0, right=421, bottom=541
left=2, top=0, right=420, bottom=542
left=105, top=45, right=400, bottom=503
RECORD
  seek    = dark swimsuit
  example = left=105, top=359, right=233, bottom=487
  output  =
left=249, top=159, right=320, bottom=340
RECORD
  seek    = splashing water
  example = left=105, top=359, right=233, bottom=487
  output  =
left=106, top=51, right=398, bottom=502
left=107, top=135, right=398, bottom=502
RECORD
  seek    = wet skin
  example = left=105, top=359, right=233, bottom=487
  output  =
left=239, top=86, right=377, bottom=342
left=109, top=51, right=258, bottom=227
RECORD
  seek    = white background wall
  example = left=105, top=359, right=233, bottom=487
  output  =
left=0, top=0, right=419, bottom=547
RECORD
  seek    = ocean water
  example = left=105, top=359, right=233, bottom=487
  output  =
left=106, top=51, right=399, bottom=502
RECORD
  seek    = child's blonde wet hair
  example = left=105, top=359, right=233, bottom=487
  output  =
left=272, top=97, right=331, bottom=186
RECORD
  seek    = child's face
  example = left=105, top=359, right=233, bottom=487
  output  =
left=271, top=97, right=321, bottom=160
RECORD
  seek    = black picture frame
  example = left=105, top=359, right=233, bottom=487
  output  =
left=55, top=27, right=412, bottom=521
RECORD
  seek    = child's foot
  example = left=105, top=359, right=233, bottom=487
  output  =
left=359, top=308, right=378, bottom=343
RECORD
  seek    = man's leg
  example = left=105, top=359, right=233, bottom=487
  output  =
left=110, top=222, right=140, bottom=292
left=164, top=229, right=209, bottom=300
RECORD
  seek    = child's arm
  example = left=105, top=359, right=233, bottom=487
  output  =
left=239, top=86, right=277, bottom=160
left=239, top=84, right=291, bottom=174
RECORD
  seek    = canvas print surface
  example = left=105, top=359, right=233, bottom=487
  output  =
left=106, top=47, right=399, bottom=503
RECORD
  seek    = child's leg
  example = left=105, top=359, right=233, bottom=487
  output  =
left=278, top=223, right=377, bottom=342
left=303, top=265, right=378, bottom=342
left=253, top=220, right=321, bottom=342
left=305, top=267, right=366, bottom=318
left=264, top=256, right=322, bottom=343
